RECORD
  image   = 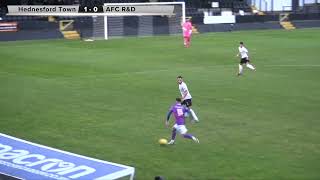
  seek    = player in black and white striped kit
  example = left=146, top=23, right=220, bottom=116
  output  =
left=237, top=42, right=256, bottom=76
left=177, top=76, right=199, bottom=122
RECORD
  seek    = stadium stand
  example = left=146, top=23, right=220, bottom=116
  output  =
left=302, top=3, right=320, bottom=14
left=209, top=0, right=252, bottom=13
left=1, top=0, right=320, bottom=41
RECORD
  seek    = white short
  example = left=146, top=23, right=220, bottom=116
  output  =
left=173, top=124, right=188, bottom=134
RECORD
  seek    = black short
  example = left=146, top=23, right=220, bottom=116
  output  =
left=182, top=99, right=192, bottom=107
left=240, top=58, right=249, bottom=64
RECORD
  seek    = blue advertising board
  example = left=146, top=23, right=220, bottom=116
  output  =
left=0, top=133, right=135, bottom=180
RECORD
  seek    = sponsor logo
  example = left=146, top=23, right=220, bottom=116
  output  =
left=0, top=143, right=95, bottom=179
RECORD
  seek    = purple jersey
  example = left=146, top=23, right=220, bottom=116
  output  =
left=169, top=103, right=189, bottom=125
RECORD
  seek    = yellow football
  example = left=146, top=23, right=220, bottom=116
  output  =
left=158, top=138, right=168, bottom=145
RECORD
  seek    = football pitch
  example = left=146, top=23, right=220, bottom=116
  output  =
left=1, top=28, right=320, bottom=179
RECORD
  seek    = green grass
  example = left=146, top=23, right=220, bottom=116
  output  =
left=1, top=28, right=320, bottom=179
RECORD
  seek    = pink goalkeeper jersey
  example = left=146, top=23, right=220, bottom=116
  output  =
left=182, top=21, right=192, bottom=37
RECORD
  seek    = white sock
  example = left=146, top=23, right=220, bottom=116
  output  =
left=239, top=64, right=243, bottom=74
left=246, top=63, right=255, bottom=70
left=189, top=108, right=199, bottom=121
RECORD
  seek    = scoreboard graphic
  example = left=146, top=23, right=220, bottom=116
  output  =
left=6, top=4, right=175, bottom=16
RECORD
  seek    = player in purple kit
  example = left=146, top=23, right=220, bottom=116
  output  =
left=165, top=98, right=199, bottom=145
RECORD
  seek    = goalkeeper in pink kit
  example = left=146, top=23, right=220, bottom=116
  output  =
left=182, top=19, right=192, bottom=48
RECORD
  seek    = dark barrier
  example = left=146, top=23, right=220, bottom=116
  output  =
left=293, top=20, right=320, bottom=28
left=0, top=19, right=62, bottom=41
left=123, top=16, right=139, bottom=36
left=0, top=30, right=63, bottom=41
left=236, top=15, right=279, bottom=23
left=195, top=21, right=282, bottom=33
left=236, top=13, right=320, bottom=23
left=190, top=16, right=204, bottom=24
left=290, top=13, right=320, bottom=20
left=19, top=20, right=58, bottom=30
left=73, top=17, right=93, bottom=39
left=153, top=16, right=170, bottom=35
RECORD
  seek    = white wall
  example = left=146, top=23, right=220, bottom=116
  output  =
left=304, top=0, right=319, bottom=3
left=300, top=0, right=320, bottom=7
left=203, top=11, right=235, bottom=24
left=274, top=0, right=292, bottom=11
left=203, top=15, right=236, bottom=24
left=251, top=0, right=320, bottom=10
left=251, top=0, right=292, bottom=11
